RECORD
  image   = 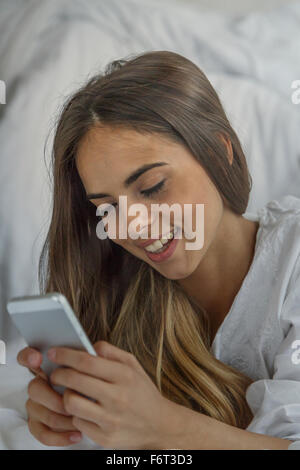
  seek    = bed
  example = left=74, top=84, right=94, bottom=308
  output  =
left=0, top=0, right=299, bottom=449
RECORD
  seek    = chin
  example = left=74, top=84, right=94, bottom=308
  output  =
left=158, top=261, right=195, bottom=281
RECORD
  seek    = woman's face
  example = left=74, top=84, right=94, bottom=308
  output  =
left=76, top=125, right=225, bottom=280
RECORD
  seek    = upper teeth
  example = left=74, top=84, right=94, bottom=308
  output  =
left=144, top=229, right=175, bottom=253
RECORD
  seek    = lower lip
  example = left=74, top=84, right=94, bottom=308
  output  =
left=143, top=229, right=180, bottom=263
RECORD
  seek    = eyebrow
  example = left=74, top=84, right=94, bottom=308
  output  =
left=86, top=161, right=168, bottom=200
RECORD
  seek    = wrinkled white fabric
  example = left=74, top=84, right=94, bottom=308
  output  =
left=1, top=0, right=300, bottom=450
left=211, top=194, right=300, bottom=450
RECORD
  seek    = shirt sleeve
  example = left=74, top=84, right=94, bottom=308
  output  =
left=245, top=256, right=300, bottom=450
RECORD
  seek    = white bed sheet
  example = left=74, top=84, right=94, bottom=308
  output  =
left=0, top=0, right=299, bottom=449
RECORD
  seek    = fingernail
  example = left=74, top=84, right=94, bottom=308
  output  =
left=69, top=433, right=82, bottom=443
left=47, top=348, right=56, bottom=360
left=28, top=353, right=39, bottom=367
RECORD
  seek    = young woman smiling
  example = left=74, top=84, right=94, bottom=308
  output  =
left=17, top=51, right=300, bottom=450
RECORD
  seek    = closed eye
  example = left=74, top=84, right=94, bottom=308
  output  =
left=96, top=179, right=166, bottom=220
left=141, top=179, right=166, bottom=197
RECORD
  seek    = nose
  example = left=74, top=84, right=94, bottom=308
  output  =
left=127, top=204, right=156, bottom=241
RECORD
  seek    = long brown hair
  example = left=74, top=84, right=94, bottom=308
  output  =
left=39, top=51, right=254, bottom=429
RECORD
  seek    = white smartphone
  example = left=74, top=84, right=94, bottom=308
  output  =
left=6, top=292, right=97, bottom=394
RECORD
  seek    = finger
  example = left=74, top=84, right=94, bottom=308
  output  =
left=26, top=399, right=78, bottom=431
left=34, top=368, right=48, bottom=381
left=28, top=376, right=71, bottom=416
left=46, top=347, right=128, bottom=383
left=17, top=347, right=48, bottom=380
left=93, top=340, right=135, bottom=365
left=17, top=347, right=43, bottom=370
left=72, top=417, right=112, bottom=449
left=27, top=367, right=48, bottom=382
left=28, top=419, right=82, bottom=447
left=50, top=367, right=114, bottom=405
left=93, top=341, right=144, bottom=374
left=63, top=388, right=105, bottom=426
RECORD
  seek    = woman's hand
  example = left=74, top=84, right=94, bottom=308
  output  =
left=48, top=340, right=176, bottom=450
left=17, top=347, right=82, bottom=446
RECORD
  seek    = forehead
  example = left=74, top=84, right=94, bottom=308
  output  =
left=76, top=125, right=175, bottom=174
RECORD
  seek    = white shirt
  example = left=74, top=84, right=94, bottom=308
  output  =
left=211, top=194, right=300, bottom=450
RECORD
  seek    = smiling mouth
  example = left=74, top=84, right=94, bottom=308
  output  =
left=141, top=228, right=175, bottom=253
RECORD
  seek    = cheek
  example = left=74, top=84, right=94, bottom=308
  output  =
left=180, top=182, right=223, bottom=253
left=199, top=191, right=223, bottom=253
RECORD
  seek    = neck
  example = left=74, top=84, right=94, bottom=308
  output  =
left=176, top=209, right=259, bottom=345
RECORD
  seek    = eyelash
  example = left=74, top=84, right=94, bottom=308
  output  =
left=141, top=178, right=166, bottom=198
left=97, top=179, right=166, bottom=219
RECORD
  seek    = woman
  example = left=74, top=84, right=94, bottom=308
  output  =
left=17, top=50, right=300, bottom=450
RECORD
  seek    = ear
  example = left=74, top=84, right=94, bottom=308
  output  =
left=218, top=133, right=233, bottom=166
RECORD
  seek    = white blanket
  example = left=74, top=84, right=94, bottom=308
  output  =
left=0, top=0, right=299, bottom=449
